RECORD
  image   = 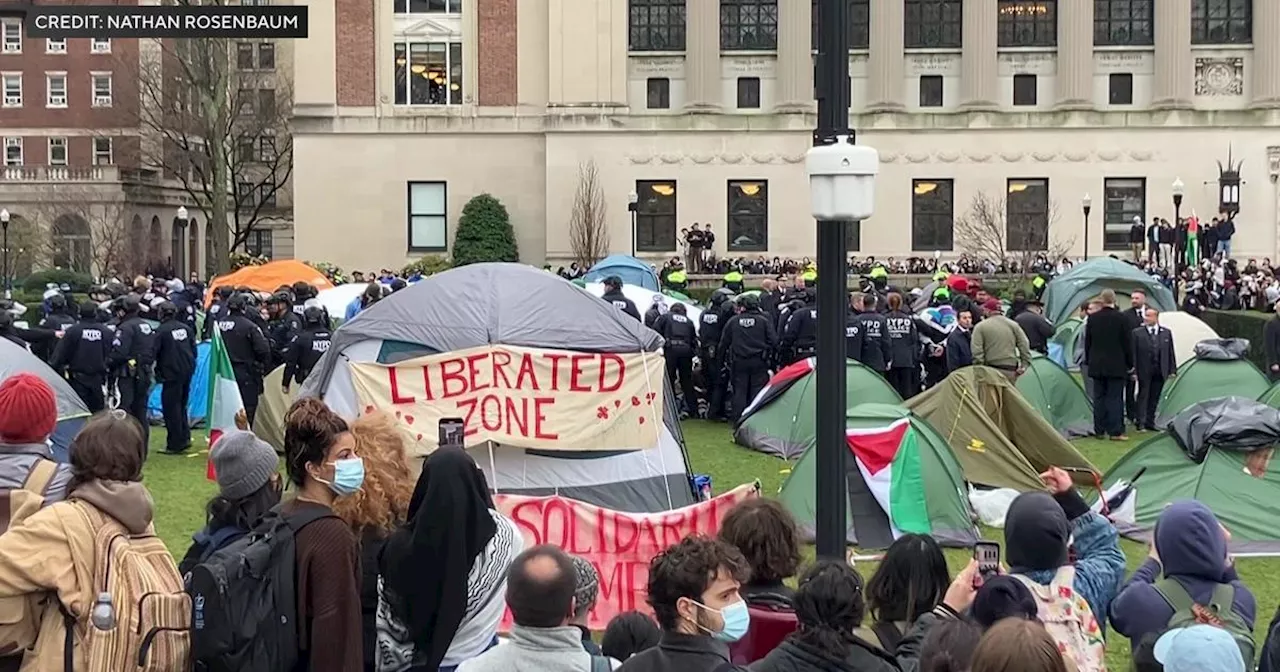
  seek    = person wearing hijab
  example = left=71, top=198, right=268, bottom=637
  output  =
left=377, top=447, right=524, bottom=672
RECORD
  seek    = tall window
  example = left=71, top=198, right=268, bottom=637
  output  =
left=1006, top=178, right=1050, bottom=252
left=244, top=229, right=273, bottom=259
left=646, top=78, right=671, bottom=108
left=1192, top=0, right=1251, bottom=45
left=45, top=38, right=65, bottom=54
left=394, top=0, right=463, bottom=12
left=720, top=0, right=778, bottom=50
left=636, top=181, right=677, bottom=251
left=811, top=0, right=871, bottom=51
left=629, top=0, right=686, bottom=51
left=911, top=179, right=954, bottom=251
left=52, top=215, right=92, bottom=273
left=1, top=20, right=19, bottom=54
left=91, top=73, right=112, bottom=107
left=998, top=0, right=1057, bottom=47
left=2, top=73, right=20, bottom=107
left=727, top=180, right=768, bottom=251
left=408, top=181, right=448, bottom=252
left=1103, top=178, right=1145, bottom=250
left=90, top=38, right=110, bottom=54
left=905, top=0, right=963, bottom=48
left=93, top=137, right=112, bottom=165
left=394, top=42, right=464, bottom=105
left=258, top=43, right=276, bottom=70
left=1093, top=0, right=1153, bottom=46
left=46, top=73, right=66, bottom=107
left=47, top=137, right=67, bottom=166
left=846, top=221, right=861, bottom=252
left=3, top=138, right=21, bottom=167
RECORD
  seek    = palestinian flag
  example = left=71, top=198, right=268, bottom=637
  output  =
left=846, top=418, right=931, bottom=539
left=205, top=328, right=244, bottom=481
left=737, top=357, right=815, bottom=422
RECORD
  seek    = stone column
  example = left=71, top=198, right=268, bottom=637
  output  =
left=683, top=0, right=722, bottom=112
left=1055, top=0, right=1093, bottom=108
left=774, top=0, right=813, bottom=111
left=1152, top=0, right=1193, bottom=108
left=1251, top=0, right=1280, bottom=107
left=866, top=0, right=904, bottom=111
left=960, top=0, right=998, bottom=109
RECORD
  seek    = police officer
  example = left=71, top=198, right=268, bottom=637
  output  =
left=884, top=292, right=920, bottom=399
left=202, top=286, right=235, bottom=341
left=699, top=291, right=731, bottom=421
left=719, top=294, right=777, bottom=422
left=655, top=303, right=699, bottom=417
left=291, top=281, right=315, bottom=317
left=283, top=306, right=332, bottom=392
left=35, top=293, right=77, bottom=363
left=601, top=276, right=641, bottom=321
left=167, top=279, right=199, bottom=331
left=265, top=292, right=301, bottom=370
left=779, top=294, right=818, bottom=364
left=851, top=292, right=892, bottom=374
left=663, top=264, right=688, bottom=293
left=153, top=301, right=197, bottom=454
left=109, top=294, right=157, bottom=448
left=643, top=296, right=667, bottom=330
left=218, top=293, right=271, bottom=425
left=723, top=267, right=745, bottom=293
left=49, top=302, right=111, bottom=412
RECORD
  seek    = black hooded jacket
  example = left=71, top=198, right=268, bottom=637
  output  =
left=750, top=636, right=901, bottom=672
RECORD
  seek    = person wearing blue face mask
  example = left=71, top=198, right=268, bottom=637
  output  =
left=617, top=535, right=752, bottom=672
left=281, top=397, right=365, bottom=672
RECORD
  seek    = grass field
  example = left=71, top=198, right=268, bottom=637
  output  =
left=141, top=422, right=1276, bottom=671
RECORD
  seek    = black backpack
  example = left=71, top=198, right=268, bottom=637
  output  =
left=187, top=504, right=334, bottom=672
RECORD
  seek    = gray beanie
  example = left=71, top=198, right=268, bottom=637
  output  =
left=212, top=430, right=278, bottom=499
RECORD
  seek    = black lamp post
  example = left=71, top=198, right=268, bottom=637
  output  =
left=1172, top=178, right=1184, bottom=301
left=1081, top=194, right=1091, bottom=260
left=0, top=208, right=9, bottom=300
left=627, top=190, right=638, bottom=257
left=173, top=206, right=189, bottom=278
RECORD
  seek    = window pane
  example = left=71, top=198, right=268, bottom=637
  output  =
left=911, top=179, right=954, bottom=251
left=449, top=42, right=463, bottom=104
left=1192, top=0, right=1252, bottom=44
left=720, top=0, right=778, bottom=50
left=1093, top=0, right=1153, bottom=46
left=997, top=0, right=1057, bottom=47
left=629, top=0, right=687, bottom=51
left=1006, top=178, right=1050, bottom=251
left=394, top=43, right=408, bottom=105
left=905, top=0, right=963, bottom=48
left=411, top=215, right=448, bottom=249
left=727, top=180, right=768, bottom=251
left=410, top=182, right=446, bottom=215
left=1103, top=178, right=1145, bottom=250
left=636, top=180, right=677, bottom=251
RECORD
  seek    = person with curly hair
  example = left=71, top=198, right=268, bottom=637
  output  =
left=331, top=411, right=414, bottom=672
left=717, top=499, right=801, bottom=608
left=617, top=535, right=750, bottom=672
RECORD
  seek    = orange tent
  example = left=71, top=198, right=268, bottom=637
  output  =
left=205, top=260, right=334, bottom=307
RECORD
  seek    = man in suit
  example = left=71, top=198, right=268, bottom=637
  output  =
left=1084, top=289, right=1134, bottom=440
left=1131, top=307, right=1176, bottom=431
left=1123, top=291, right=1147, bottom=427
left=945, top=308, right=974, bottom=372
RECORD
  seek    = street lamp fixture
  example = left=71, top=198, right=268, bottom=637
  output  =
left=627, top=190, right=639, bottom=258
left=1172, top=178, right=1185, bottom=301
left=0, top=208, right=10, bottom=300
left=1081, top=194, right=1092, bottom=260
left=174, top=206, right=190, bottom=278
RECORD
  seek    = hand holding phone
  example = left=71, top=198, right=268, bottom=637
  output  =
left=973, top=541, right=1001, bottom=589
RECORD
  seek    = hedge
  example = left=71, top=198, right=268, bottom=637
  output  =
left=1199, top=309, right=1272, bottom=372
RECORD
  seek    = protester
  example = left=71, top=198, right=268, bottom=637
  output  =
left=1109, top=500, right=1256, bottom=656
left=918, top=619, right=982, bottom=672
left=970, top=576, right=1038, bottom=630
left=1013, top=300, right=1054, bottom=356
left=1154, top=624, right=1248, bottom=672
left=863, top=533, right=950, bottom=650
left=378, top=447, right=523, bottom=672
left=178, top=430, right=281, bottom=574
left=1084, top=289, right=1133, bottom=440
left=457, top=545, right=615, bottom=671
left=331, top=411, right=415, bottom=672
left=602, top=612, right=662, bottom=663
left=0, top=411, right=184, bottom=670
left=718, top=499, right=801, bottom=607
left=281, top=397, right=365, bottom=671
left=968, top=618, right=1069, bottom=672
left=894, top=561, right=981, bottom=662
left=571, top=555, right=604, bottom=655
left=617, top=535, right=750, bottom=671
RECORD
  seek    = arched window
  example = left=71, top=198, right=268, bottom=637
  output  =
left=205, top=223, right=215, bottom=278
left=128, top=214, right=145, bottom=275
left=188, top=217, right=200, bottom=281
left=149, top=216, right=162, bottom=264
left=5, top=214, right=35, bottom=281
left=51, top=214, right=92, bottom=273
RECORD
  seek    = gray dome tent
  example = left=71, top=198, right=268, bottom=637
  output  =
left=0, top=339, right=90, bottom=461
left=300, top=263, right=696, bottom=512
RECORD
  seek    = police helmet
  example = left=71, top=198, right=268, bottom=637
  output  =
left=47, top=293, right=67, bottom=312
left=58, top=283, right=71, bottom=293
left=292, top=281, right=314, bottom=300
left=157, top=301, right=178, bottom=321
left=216, top=285, right=235, bottom=301
left=603, top=275, right=623, bottom=291
left=117, top=294, right=142, bottom=314
left=738, top=294, right=760, bottom=310
left=104, top=280, right=126, bottom=298
left=710, top=288, right=735, bottom=306
left=79, top=302, right=98, bottom=320
left=226, top=293, right=249, bottom=313
left=670, top=303, right=687, bottom=315
left=267, top=292, right=292, bottom=306
left=302, top=306, right=326, bottom=325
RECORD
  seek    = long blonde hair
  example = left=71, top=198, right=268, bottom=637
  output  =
left=332, top=411, right=413, bottom=534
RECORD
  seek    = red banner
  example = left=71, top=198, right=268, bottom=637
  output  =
left=494, top=483, right=760, bottom=631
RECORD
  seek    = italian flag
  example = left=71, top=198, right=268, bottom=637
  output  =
left=846, top=418, right=931, bottom=539
left=205, top=328, right=244, bottom=481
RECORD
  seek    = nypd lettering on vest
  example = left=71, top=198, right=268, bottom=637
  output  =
left=702, top=313, right=718, bottom=324
left=171, top=329, right=188, bottom=341
left=739, top=317, right=756, bottom=328
left=81, top=329, right=103, bottom=342
left=217, top=321, right=236, bottom=332
left=886, top=317, right=913, bottom=337
left=312, top=339, right=331, bottom=353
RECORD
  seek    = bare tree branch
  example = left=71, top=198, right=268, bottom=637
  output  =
left=568, top=160, right=610, bottom=268
left=26, top=186, right=134, bottom=278
left=955, top=191, right=1074, bottom=276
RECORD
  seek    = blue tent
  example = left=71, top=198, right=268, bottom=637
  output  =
left=583, top=254, right=661, bottom=291
left=0, top=339, right=89, bottom=462
left=148, top=341, right=212, bottom=426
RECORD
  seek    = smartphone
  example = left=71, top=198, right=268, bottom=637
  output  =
left=438, top=417, right=466, bottom=450
left=973, top=541, right=1001, bottom=586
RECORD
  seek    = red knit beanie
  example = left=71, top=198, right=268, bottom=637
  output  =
left=0, top=373, right=57, bottom=444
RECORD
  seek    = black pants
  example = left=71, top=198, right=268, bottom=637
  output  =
left=118, top=374, right=151, bottom=454
left=730, top=362, right=770, bottom=422
left=1135, top=374, right=1166, bottom=429
left=1124, top=376, right=1138, bottom=424
left=238, top=378, right=261, bottom=427
left=886, top=367, right=918, bottom=400
left=1091, top=376, right=1125, bottom=437
left=701, top=351, right=728, bottom=420
left=69, top=376, right=105, bottom=413
left=665, top=352, right=696, bottom=415
left=161, top=378, right=191, bottom=453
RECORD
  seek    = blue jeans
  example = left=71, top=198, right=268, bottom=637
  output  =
left=1092, top=376, right=1126, bottom=437
left=1219, top=239, right=1232, bottom=258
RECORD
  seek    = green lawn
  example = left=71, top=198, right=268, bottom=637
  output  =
left=140, top=423, right=1278, bottom=671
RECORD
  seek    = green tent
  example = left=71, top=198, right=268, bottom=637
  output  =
left=662, top=289, right=693, bottom=303
left=1016, top=355, right=1093, bottom=438
left=779, top=403, right=979, bottom=549
left=1042, top=257, right=1176, bottom=326
left=906, top=366, right=1097, bottom=491
left=1048, top=317, right=1084, bottom=370
left=1155, top=352, right=1269, bottom=427
left=733, top=357, right=901, bottom=459
left=1258, top=380, right=1280, bottom=408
